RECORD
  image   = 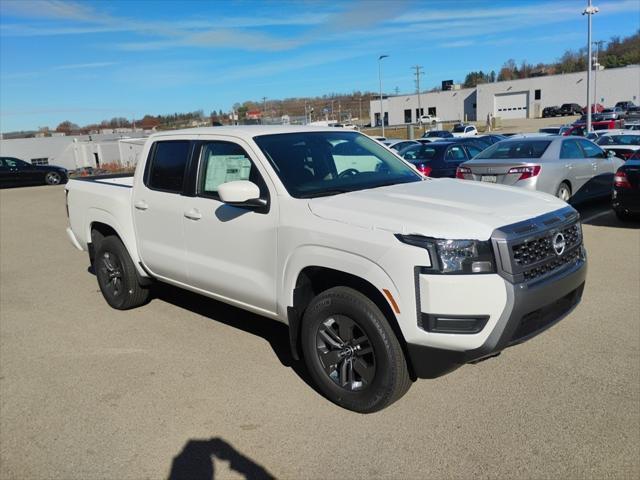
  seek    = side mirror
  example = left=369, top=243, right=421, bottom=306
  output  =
left=607, top=150, right=616, bottom=158
left=218, top=180, right=266, bottom=208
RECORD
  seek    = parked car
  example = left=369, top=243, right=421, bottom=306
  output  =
left=600, top=107, right=626, bottom=121
left=615, top=100, right=636, bottom=114
left=64, top=126, right=588, bottom=413
left=624, top=121, right=640, bottom=131
left=625, top=106, right=640, bottom=122
left=456, top=137, right=623, bottom=202
left=399, top=141, right=482, bottom=177
left=418, top=114, right=441, bottom=125
left=612, top=157, right=640, bottom=220
left=421, top=130, right=453, bottom=139
left=0, top=157, right=68, bottom=188
left=451, top=124, right=478, bottom=137
left=542, top=106, right=562, bottom=118
left=560, top=103, right=583, bottom=115
left=382, top=139, right=420, bottom=152
left=581, top=103, right=605, bottom=114
left=595, top=132, right=640, bottom=160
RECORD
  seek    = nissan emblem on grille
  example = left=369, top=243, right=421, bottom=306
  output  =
left=552, top=232, right=566, bottom=256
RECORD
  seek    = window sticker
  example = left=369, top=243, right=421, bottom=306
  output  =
left=204, top=155, right=251, bottom=192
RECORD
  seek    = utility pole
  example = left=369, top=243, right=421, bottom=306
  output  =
left=583, top=0, right=599, bottom=132
left=413, top=65, right=424, bottom=123
left=262, top=97, right=267, bottom=122
left=592, top=40, right=605, bottom=105
left=378, top=55, right=389, bottom=135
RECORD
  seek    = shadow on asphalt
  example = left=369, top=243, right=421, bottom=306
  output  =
left=151, top=283, right=319, bottom=393
left=168, top=437, right=275, bottom=480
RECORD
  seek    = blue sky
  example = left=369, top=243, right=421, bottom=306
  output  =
left=0, top=0, right=638, bottom=132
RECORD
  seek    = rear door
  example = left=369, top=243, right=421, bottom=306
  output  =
left=559, top=139, right=593, bottom=197
left=442, top=145, right=468, bottom=178
left=577, top=139, right=613, bottom=196
left=133, top=140, right=192, bottom=282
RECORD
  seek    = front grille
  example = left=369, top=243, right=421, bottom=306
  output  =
left=491, top=207, right=585, bottom=284
left=512, top=223, right=581, bottom=268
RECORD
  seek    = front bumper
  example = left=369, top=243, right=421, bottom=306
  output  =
left=407, top=257, right=586, bottom=378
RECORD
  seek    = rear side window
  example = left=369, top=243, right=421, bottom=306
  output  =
left=147, top=141, right=191, bottom=193
left=560, top=140, right=584, bottom=159
left=475, top=141, right=551, bottom=159
left=446, top=146, right=466, bottom=161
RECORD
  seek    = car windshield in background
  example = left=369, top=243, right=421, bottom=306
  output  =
left=596, top=135, right=640, bottom=146
left=452, top=125, right=466, bottom=133
left=475, top=140, right=552, bottom=159
left=253, top=131, right=421, bottom=198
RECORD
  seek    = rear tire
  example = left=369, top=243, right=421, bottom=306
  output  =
left=301, top=286, right=411, bottom=413
left=556, top=182, right=571, bottom=202
left=95, top=236, right=149, bottom=310
left=44, top=172, right=62, bottom=185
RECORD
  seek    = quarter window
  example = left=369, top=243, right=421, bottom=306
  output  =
left=147, top=141, right=191, bottom=193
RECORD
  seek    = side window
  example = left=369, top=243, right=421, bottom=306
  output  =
left=578, top=139, right=605, bottom=159
left=446, top=146, right=466, bottom=161
left=465, top=145, right=482, bottom=158
left=147, top=141, right=191, bottom=193
left=198, top=141, right=265, bottom=198
left=560, top=140, right=584, bottom=159
left=3, top=158, right=20, bottom=167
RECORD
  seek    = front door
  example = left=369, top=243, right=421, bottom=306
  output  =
left=132, top=140, right=191, bottom=283
left=182, top=139, right=278, bottom=314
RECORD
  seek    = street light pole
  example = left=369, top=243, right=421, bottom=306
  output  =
left=583, top=0, right=599, bottom=132
left=378, top=55, right=389, bottom=136
left=592, top=40, right=605, bottom=105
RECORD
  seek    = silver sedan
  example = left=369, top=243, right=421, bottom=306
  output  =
left=456, top=136, right=624, bottom=202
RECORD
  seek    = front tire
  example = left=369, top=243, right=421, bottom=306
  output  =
left=301, top=287, right=411, bottom=413
left=95, top=236, right=150, bottom=310
left=556, top=182, right=571, bottom=202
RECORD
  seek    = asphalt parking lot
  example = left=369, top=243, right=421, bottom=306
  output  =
left=1, top=185, right=638, bottom=479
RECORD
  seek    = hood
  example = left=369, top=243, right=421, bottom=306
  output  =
left=307, top=179, right=567, bottom=240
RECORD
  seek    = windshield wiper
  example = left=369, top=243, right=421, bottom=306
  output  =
left=298, top=189, right=351, bottom=199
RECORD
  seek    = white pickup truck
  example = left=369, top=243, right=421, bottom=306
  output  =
left=65, top=126, right=587, bottom=412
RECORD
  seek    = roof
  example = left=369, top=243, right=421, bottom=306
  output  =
left=148, top=125, right=350, bottom=140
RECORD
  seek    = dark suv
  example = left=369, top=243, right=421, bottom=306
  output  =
left=559, top=103, right=582, bottom=116
left=615, top=101, right=636, bottom=114
left=542, top=106, right=561, bottom=117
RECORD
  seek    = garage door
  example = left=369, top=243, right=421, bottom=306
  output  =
left=494, top=92, right=529, bottom=119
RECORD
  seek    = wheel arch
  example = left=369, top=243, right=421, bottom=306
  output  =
left=286, top=264, right=415, bottom=379
left=86, top=209, right=149, bottom=280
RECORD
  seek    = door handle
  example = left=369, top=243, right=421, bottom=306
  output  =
left=134, top=200, right=149, bottom=211
left=184, top=209, right=202, bottom=220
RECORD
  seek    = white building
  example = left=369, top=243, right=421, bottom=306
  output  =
left=0, top=132, right=148, bottom=170
left=371, top=65, right=640, bottom=125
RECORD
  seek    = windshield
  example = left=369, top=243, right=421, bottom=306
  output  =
left=596, top=135, right=640, bottom=146
left=452, top=125, right=466, bottom=133
left=475, top=140, right=552, bottom=159
left=253, top=131, right=421, bottom=198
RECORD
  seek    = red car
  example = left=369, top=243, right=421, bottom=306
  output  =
left=582, top=103, right=605, bottom=114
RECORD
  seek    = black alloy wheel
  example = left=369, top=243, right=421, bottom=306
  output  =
left=315, top=315, right=376, bottom=391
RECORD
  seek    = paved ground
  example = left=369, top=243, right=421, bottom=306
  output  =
left=1, top=185, right=638, bottom=480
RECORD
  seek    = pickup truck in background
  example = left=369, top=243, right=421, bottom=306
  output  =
left=65, top=126, right=587, bottom=413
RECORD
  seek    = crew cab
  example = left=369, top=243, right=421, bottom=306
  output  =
left=65, top=126, right=587, bottom=413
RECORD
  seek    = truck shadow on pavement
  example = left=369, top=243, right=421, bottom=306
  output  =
left=152, top=283, right=319, bottom=392
left=168, top=437, right=275, bottom=480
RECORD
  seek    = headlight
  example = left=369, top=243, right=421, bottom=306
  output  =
left=395, top=234, right=495, bottom=274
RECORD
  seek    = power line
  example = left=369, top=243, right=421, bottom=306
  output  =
left=412, top=65, right=425, bottom=121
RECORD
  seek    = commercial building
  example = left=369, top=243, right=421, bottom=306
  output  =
left=370, top=65, right=640, bottom=126
left=0, top=132, right=148, bottom=170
